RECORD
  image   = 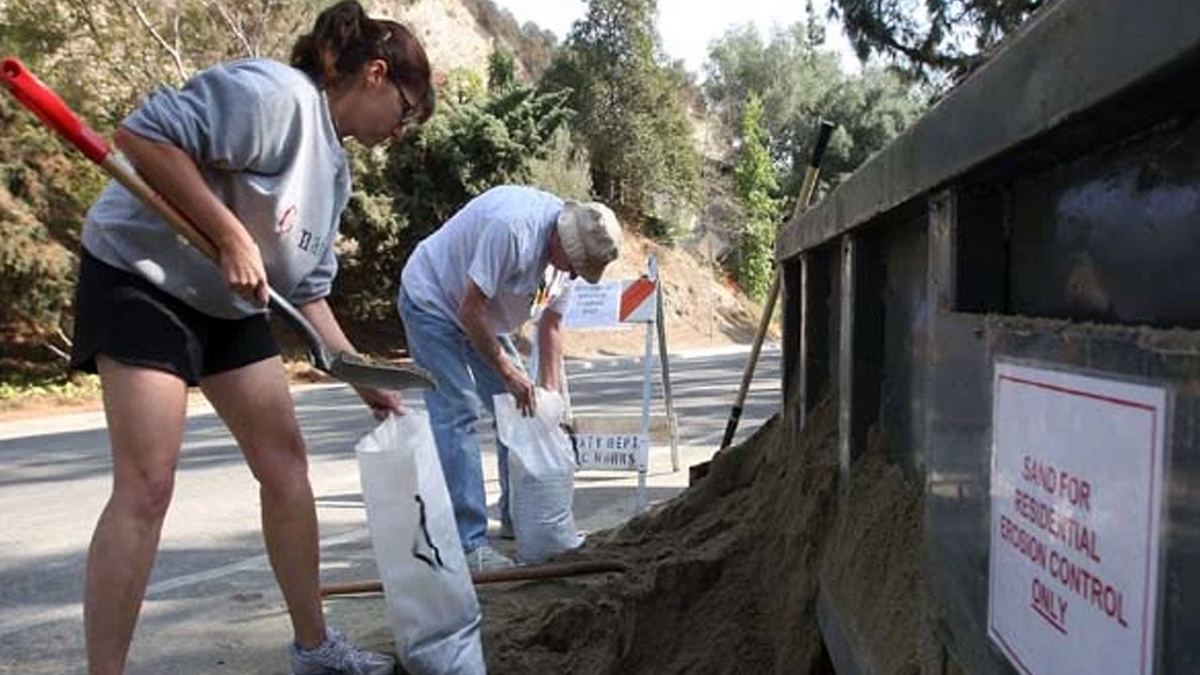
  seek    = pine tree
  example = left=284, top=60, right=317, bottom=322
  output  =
left=541, top=0, right=701, bottom=231
left=830, top=0, right=1052, bottom=80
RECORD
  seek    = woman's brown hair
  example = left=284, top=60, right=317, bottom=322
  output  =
left=291, top=0, right=435, bottom=124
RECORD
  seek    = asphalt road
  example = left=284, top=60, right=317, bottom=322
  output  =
left=0, top=343, right=781, bottom=674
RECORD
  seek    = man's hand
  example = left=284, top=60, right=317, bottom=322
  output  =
left=505, top=370, right=537, bottom=417
left=459, top=281, right=538, bottom=415
left=354, top=385, right=405, bottom=421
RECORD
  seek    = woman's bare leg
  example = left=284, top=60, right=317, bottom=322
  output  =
left=85, top=357, right=189, bottom=675
left=200, top=356, right=326, bottom=649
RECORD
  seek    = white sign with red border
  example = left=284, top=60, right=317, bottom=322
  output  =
left=563, top=280, right=622, bottom=329
left=563, top=278, right=658, bottom=328
left=988, top=361, right=1167, bottom=675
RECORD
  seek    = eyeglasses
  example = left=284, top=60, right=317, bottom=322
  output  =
left=392, top=80, right=420, bottom=133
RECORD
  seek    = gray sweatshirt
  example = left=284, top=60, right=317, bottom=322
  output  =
left=81, top=58, right=349, bottom=319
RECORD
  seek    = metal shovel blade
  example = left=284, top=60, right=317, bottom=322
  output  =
left=326, top=352, right=437, bottom=391
left=262, top=290, right=435, bottom=391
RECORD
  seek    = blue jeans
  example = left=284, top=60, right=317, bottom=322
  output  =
left=399, top=290, right=520, bottom=553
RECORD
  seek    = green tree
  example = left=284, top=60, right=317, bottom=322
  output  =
left=829, top=0, right=1052, bottom=81
left=526, top=126, right=592, bottom=203
left=704, top=21, right=926, bottom=209
left=805, top=0, right=827, bottom=49
left=732, top=94, right=780, bottom=301
left=541, top=0, right=701, bottom=238
left=0, top=183, right=76, bottom=333
left=487, top=47, right=518, bottom=94
left=2, top=0, right=319, bottom=114
left=704, top=24, right=842, bottom=165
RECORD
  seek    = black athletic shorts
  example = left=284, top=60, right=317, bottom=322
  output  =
left=70, top=248, right=279, bottom=386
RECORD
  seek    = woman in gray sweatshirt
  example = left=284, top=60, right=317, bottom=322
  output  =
left=71, top=2, right=433, bottom=673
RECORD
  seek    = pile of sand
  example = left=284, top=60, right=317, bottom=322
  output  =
left=336, top=396, right=924, bottom=675
left=820, top=437, right=923, bottom=675
left=473, top=397, right=924, bottom=675
left=478, top=399, right=840, bottom=675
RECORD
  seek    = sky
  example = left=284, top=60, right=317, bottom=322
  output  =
left=490, top=0, right=859, bottom=76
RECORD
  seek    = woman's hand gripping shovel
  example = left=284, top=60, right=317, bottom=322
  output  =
left=1, top=57, right=435, bottom=392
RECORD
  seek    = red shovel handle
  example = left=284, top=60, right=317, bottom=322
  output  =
left=1, top=56, right=220, bottom=261
left=1, top=57, right=111, bottom=164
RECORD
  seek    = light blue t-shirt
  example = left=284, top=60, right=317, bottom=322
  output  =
left=400, top=185, right=573, bottom=334
left=81, top=58, right=349, bottom=319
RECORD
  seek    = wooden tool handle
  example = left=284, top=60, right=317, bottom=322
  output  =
left=320, top=560, right=628, bottom=596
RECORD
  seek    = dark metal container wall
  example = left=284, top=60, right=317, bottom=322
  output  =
left=776, top=0, right=1200, bottom=673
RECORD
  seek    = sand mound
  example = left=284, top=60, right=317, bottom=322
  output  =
left=820, top=437, right=923, bottom=675
left=469, top=389, right=926, bottom=675
left=332, top=392, right=923, bottom=675
left=334, top=393, right=923, bottom=674
left=478, top=397, right=843, bottom=675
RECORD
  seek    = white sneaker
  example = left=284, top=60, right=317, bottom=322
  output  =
left=290, top=628, right=395, bottom=675
left=466, top=544, right=515, bottom=572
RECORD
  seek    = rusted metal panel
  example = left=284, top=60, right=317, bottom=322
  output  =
left=1007, top=118, right=1200, bottom=328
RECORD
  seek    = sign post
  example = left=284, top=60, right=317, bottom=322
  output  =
left=987, top=361, right=1167, bottom=675
left=563, top=256, right=678, bottom=512
left=635, top=259, right=657, bottom=512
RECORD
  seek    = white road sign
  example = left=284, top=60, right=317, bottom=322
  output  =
left=573, top=433, right=650, bottom=471
left=563, top=280, right=621, bottom=329
left=988, top=362, right=1167, bottom=675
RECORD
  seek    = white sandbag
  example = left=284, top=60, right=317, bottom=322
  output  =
left=493, top=388, right=583, bottom=564
left=355, top=411, right=486, bottom=675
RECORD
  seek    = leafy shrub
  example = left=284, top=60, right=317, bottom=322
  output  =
left=0, top=186, right=76, bottom=333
